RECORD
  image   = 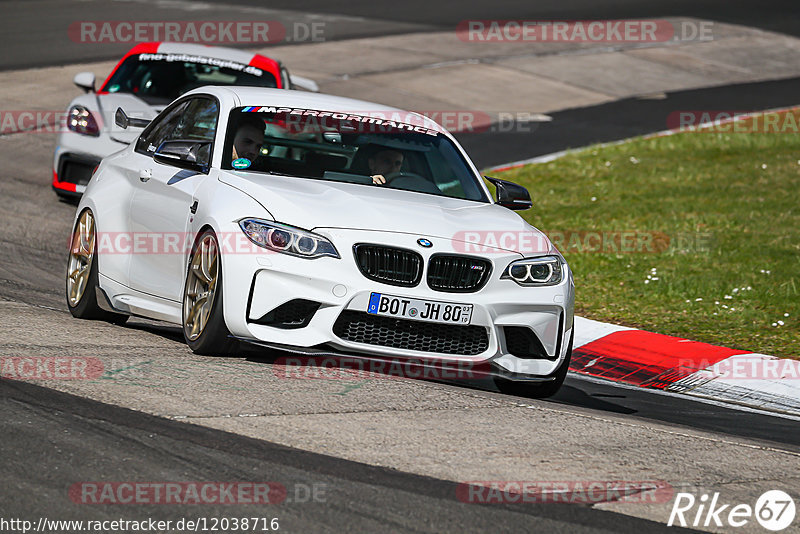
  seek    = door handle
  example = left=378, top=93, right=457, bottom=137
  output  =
left=139, top=169, right=152, bottom=182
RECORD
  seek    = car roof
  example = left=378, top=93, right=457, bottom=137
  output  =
left=200, top=86, right=448, bottom=133
left=99, top=42, right=282, bottom=91
left=152, top=42, right=279, bottom=70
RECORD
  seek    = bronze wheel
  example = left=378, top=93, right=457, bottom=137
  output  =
left=183, top=232, right=219, bottom=341
left=182, top=229, right=236, bottom=355
left=66, top=209, right=128, bottom=324
left=67, top=209, right=95, bottom=307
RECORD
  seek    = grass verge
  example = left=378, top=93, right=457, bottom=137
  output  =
left=494, top=108, right=800, bottom=359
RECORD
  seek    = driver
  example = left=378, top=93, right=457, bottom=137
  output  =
left=369, top=149, right=404, bottom=185
left=232, top=116, right=266, bottom=162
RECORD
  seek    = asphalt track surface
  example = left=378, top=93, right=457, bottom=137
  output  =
left=1, top=1, right=799, bottom=532
left=222, top=0, right=799, bottom=36
left=460, top=76, right=800, bottom=168
left=0, top=0, right=797, bottom=70
left=1, top=379, right=702, bottom=533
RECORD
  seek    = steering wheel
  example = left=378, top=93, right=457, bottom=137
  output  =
left=383, top=172, right=441, bottom=194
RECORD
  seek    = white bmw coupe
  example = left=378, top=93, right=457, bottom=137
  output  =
left=66, top=87, right=575, bottom=397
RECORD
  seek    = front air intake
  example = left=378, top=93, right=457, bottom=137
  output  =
left=333, top=310, right=489, bottom=355
left=502, top=326, right=554, bottom=360
left=252, top=299, right=320, bottom=329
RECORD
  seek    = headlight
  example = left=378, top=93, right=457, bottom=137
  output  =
left=501, top=255, right=563, bottom=286
left=239, top=218, right=339, bottom=259
left=66, top=105, right=100, bottom=137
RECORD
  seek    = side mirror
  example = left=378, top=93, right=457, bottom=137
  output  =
left=485, top=176, right=532, bottom=211
left=153, top=140, right=211, bottom=172
left=114, top=107, right=151, bottom=129
left=73, top=72, right=96, bottom=93
left=288, top=74, right=319, bottom=92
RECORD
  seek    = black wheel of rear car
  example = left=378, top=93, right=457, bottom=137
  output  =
left=494, top=328, right=573, bottom=399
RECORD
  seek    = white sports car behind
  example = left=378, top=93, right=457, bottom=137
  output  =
left=53, top=41, right=315, bottom=199
left=66, top=86, right=575, bottom=397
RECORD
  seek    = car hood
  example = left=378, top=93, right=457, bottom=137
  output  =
left=219, top=172, right=554, bottom=255
left=95, top=93, right=163, bottom=144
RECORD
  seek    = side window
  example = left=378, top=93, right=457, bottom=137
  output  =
left=134, top=98, right=219, bottom=167
left=134, top=101, right=190, bottom=154
left=166, top=98, right=219, bottom=143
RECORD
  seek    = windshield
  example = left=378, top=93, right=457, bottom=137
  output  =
left=221, top=107, right=490, bottom=202
left=101, top=53, right=278, bottom=104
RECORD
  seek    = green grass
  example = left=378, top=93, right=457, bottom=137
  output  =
left=493, top=109, right=800, bottom=359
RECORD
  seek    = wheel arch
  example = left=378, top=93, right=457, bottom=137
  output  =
left=183, top=177, right=273, bottom=338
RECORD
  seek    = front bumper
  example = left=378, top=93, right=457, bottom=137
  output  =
left=223, top=228, right=574, bottom=378
left=52, top=131, right=127, bottom=196
left=52, top=153, right=101, bottom=196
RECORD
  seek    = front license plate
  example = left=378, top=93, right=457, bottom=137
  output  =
left=367, top=292, right=473, bottom=325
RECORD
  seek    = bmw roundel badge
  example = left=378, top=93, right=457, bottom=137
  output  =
left=417, top=238, right=433, bottom=248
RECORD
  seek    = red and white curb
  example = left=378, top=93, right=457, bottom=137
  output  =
left=570, top=317, right=800, bottom=416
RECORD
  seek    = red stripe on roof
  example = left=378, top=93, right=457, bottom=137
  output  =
left=98, top=42, right=161, bottom=94
left=248, top=54, right=282, bottom=88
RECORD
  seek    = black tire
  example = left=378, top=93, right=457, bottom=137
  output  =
left=494, top=328, right=573, bottom=399
left=66, top=210, right=129, bottom=325
left=182, top=229, right=238, bottom=356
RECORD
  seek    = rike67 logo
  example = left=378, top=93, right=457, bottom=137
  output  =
left=668, top=490, right=796, bottom=531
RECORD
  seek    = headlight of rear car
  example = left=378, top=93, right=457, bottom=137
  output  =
left=67, top=105, right=100, bottom=137
left=239, top=218, right=339, bottom=259
left=501, top=255, right=563, bottom=286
